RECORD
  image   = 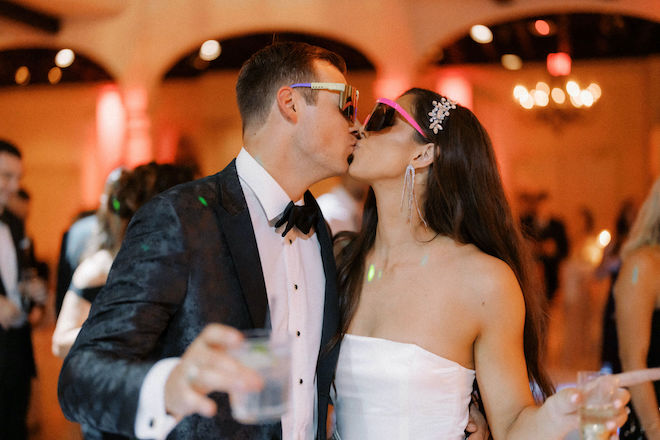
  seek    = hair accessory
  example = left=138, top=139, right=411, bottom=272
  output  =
left=428, top=97, right=457, bottom=134
left=401, top=164, right=428, bottom=228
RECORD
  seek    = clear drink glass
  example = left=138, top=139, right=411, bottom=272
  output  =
left=578, top=370, right=619, bottom=440
left=229, top=329, right=291, bottom=424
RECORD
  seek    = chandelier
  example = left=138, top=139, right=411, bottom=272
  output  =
left=513, top=79, right=601, bottom=110
left=512, top=51, right=602, bottom=125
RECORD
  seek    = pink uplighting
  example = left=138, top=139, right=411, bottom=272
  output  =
left=547, top=52, right=572, bottom=76
left=436, top=74, right=473, bottom=109
left=96, top=85, right=126, bottom=166
left=86, top=84, right=126, bottom=205
left=124, top=86, right=153, bottom=167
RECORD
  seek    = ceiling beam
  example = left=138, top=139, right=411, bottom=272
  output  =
left=0, top=0, right=60, bottom=34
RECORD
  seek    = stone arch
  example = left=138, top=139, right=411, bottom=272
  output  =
left=413, top=1, right=660, bottom=69
left=0, top=44, right=115, bottom=86
left=157, top=30, right=375, bottom=83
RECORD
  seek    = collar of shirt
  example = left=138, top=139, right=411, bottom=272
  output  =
left=235, top=148, right=303, bottom=224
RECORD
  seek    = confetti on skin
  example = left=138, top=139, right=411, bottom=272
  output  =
left=632, top=266, right=639, bottom=285
left=367, top=264, right=376, bottom=282
left=198, top=196, right=208, bottom=207
left=377, top=270, right=383, bottom=280
left=421, top=255, right=429, bottom=266
left=141, top=244, right=150, bottom=252
left=112, top=198, right=120, bottom=212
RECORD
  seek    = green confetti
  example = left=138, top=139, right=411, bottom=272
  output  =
left=367, top=264, right=376, bottom=282
left=198, top=196, right=208, bottom=207
left=632, top=266, right=639, bottom=284
left=141, top=244, right=150, bottom=252
left=112, top=198, right=120, bottom=212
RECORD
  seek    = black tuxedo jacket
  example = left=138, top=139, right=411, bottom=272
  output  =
left=58, top=161, right=341, bottom=440
left=0, top=210, right=36, bottom=384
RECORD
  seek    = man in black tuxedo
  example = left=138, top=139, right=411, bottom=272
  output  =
left=0, top=140, right=38, bottom=440
left=58, top=42, right=360, bottom=440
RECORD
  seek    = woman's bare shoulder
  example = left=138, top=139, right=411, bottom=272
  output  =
left=429, top=241, right=522, bottom=310
left=616, top=246, right=660, bottom=298
left=71, top=250, right=113, bottom=288
left=624, top=246, right=660, bottom=267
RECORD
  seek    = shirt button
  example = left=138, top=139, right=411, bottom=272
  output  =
left=289, top=239, right=292, bottom=244
left=299, top=378, right=303, bottom=384
left=294, top=284, right=298, bottom=290
left=296, top=331, right=301, bottom=337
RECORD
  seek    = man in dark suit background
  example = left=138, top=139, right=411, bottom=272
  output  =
left=0, top=140, right=47, bottom=440
left=58, top=42, right=360, bottom=440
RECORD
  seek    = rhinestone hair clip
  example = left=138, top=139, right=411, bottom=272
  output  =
left=428, top=97, right=457, bottom=134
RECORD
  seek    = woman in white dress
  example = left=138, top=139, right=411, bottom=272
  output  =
left=332, top=88, right=627, bottom=439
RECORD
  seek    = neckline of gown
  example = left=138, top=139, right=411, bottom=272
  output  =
left=343, top=333, right=475, bottom=372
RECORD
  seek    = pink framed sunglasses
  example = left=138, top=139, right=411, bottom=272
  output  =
left=363, top=98, right=428, bottom=139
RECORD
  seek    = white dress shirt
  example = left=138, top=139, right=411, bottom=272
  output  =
left=0, top=220, right=25, bottom=327
left=136, top=148, right=326, bottom=440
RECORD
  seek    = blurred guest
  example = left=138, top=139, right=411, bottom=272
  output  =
left=0, top=139, right=47, bottom=440
left=599, top=199, right=638, bottom=373
left=8, top=188, right=50, bottom=282
left=560, top=206, right=602, bottom=368
left=317, top=174, right=368, bottom=235
left=614, top=178, right=660, bottom=439
left=54, top=169, right=123, bottom=317
left=520, top=192, right=569, bottom=302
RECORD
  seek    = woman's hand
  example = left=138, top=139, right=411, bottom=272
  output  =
left=540, top=387, right=630, bottom=440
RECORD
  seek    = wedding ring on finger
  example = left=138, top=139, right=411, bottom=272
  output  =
left=185, top=364, right=200, bottom=385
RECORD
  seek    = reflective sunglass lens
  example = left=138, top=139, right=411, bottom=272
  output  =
left=364, top=104, right=393, bottom=132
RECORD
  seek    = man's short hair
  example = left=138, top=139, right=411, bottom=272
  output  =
left=235, top=41, right=346, bottom=132
left=0, top=139, right=21, bottom=159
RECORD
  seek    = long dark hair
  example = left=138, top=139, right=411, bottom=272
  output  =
left=335, top=88, right=554, bottom=399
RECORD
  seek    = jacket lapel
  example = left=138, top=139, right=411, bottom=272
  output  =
left=214, top=160, right=269, bottom=329
left=308, top=192, right=340, bottom=440
left=311, top=191, right=339, bottom=354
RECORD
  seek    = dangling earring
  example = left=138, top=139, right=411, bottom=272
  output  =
left=401, top=164, right=428, bottom=227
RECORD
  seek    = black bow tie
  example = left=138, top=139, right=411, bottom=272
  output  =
left=274, top=192, right=320, bottom=237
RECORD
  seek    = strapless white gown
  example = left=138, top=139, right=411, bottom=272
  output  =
left=333, top=334, right=476, bottom=440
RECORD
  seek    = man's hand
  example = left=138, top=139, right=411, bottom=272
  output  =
left=164, top=324, right=264, bottom=420
left=465, top=396, right=490, bottom=439
left=19, top=275, right=48, bottom=305
left=543, top=387, right=631, bottom=440
left=0, top=295, right=21, bottom=329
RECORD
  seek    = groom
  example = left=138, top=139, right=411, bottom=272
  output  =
left=58, top=42, right=360, bottom=440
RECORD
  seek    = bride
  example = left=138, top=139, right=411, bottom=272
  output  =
left=332, top=88, right=626, bottom=439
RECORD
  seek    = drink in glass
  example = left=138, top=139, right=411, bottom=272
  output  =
left=577, top=371, right=619, bottom=440
left=229, top=329, right=291, bottom=424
